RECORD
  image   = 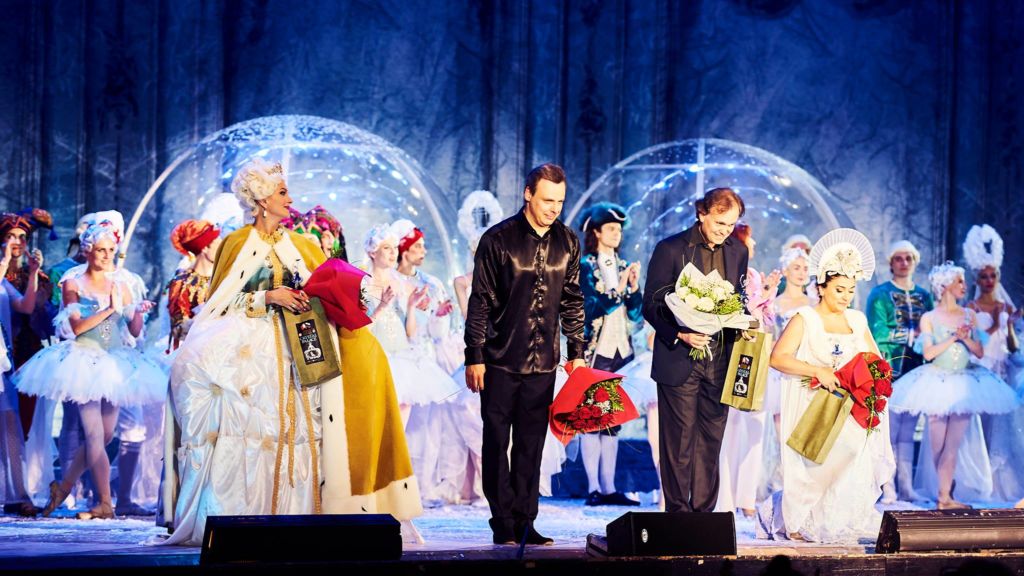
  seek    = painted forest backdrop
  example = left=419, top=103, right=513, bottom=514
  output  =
left=2, top=0, right=1022, bottom=294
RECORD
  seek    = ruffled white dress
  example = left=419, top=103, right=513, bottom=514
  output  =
left=888, top=312, right=1018, bottom=502
left=756, top=307, right=895, bottom=543
left=13, top=284, right=165, bottom=407
left=967, top=310, right=1024, bottom=501
left=166, top=235, right=321, bottom=545
left=763, top=304, right=801, bottom=417
left=888, top=315, right=1017, bottom=417
left=365, top=273, right=461, bottom=406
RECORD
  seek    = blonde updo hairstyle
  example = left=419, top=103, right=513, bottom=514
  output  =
left=231, top=158, right=285, bottom=220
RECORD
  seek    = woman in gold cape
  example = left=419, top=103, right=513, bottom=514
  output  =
left=166, top=161, right=420, bottom=545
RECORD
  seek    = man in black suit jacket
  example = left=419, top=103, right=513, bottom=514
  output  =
left=641, top=188, right=749, bottom=513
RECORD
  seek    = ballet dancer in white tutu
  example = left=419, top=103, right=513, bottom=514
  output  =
left=888, top=261, right=1018, bottom=508
left=15, top=220, right=163, bottom=519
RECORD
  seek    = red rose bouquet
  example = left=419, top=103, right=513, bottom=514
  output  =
left=549, top=364, right=640, bottom=445
left=807, top=352, right=893, bottom=434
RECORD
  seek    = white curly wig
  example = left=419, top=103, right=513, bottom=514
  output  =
left=363, top=223, right=398, bottom=259
left=230, top=158, right=284, bottom=220
left=778, top=247, right=808, bottom=273
left=927, top=261, right=965, bottom=299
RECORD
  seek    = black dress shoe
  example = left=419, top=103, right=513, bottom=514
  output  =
left=516, top=525, right=554, bottom=546
left=602, top=492, right=641, bottom=506
left=492, top=531, right=516, bottom=545
left=585, top=491, right=604, bottom=506
left=490, top=518, right=516, bottom=545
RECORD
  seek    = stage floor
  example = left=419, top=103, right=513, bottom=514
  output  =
left=3, top=498, right=1023, bottom=574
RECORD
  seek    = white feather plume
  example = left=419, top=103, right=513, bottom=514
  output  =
left=457, top=190, right=504, bottom=252
left=962, top=224, right=1003, bottom=272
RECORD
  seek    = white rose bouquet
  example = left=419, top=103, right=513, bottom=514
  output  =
left=665, top=263, right=756, bottom=359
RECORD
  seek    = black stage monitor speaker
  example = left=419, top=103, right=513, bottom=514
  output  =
left=876, top=509, right=1024, bottom=553
left=200, top=514, right=402, bottom=564
left=606, top=511, right=736, bottom=556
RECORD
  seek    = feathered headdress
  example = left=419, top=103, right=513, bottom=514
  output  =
left=809, top=228, right=875, bottom=283
left=962, top=224, right=1013, bottom=305
left=962, top=224, right=1003, bottom=272
left=457, top=191, right=504, bottom=254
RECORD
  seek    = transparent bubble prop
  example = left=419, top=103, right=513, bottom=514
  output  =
left=124, top=114, right=458, bottom=293
left=566, top=139, right=852, bottom=277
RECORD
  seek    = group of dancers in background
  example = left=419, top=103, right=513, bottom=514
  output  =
left=0, top=157, right=1021, bottom=546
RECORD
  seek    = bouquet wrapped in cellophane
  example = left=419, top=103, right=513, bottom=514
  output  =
left=665, top=263, right=756, bottom=359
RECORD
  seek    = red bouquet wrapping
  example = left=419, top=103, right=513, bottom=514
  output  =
left=303, top=259, right=372, bottom=331
left=549, top=363, right=640, bottom=445
left=807, top=352, right=893, bottom=432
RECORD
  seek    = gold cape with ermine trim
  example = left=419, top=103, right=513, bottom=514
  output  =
left=204, top=225, right=421, bottom=519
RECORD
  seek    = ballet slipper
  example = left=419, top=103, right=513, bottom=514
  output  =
left=77, top=502, right=115, bottom=520
left=40, top=481, right=70, bottom=518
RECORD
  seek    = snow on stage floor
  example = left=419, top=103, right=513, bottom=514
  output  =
left=0, top=496, right=976, bottom=564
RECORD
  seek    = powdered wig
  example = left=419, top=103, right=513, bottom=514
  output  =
left=778, top=247, right=808, bottom=273
left=80, top=221, right=122, bottom=252
left=886, top=240, right=921, bottom=264
left=230, top=158, right=285, bottom=220
left=927, top=261, right=965, bottom=299
left=363, top=223, right=398, bottom=259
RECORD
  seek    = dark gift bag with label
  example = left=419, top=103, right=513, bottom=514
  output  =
left=281, top=297, right=342, bottom=387
left=720, top=331, right=772, bottom=411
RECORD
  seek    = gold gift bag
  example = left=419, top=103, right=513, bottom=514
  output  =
left=786, top=388, right=853, bottom=465
left=720, top=331, right=773, bottom=412
left=281, top=297, right=342, bottom=388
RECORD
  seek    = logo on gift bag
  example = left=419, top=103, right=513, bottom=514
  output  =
left=296, top=319, right=325, bottom=365
left=732, top=354, right=753, bottom=397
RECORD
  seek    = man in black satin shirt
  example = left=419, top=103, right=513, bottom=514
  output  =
left=464, top=163, right=586, bottom=546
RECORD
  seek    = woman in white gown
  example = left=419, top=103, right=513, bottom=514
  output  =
left=166, top=159, right=326, bottom=544
left=962, top=225, right=1023, bottom=501
left=757, top=228, right=895, bottom=543
left=759, top=248, right=812, bottom=500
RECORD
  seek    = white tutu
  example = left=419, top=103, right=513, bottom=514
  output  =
left=616, top=351, right=657, bottom=410
left=389, top=350, right=462, bottom=406
left=14, top=340, right=167, bottom=406
left=889, top=363, right=1018, bottom=416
